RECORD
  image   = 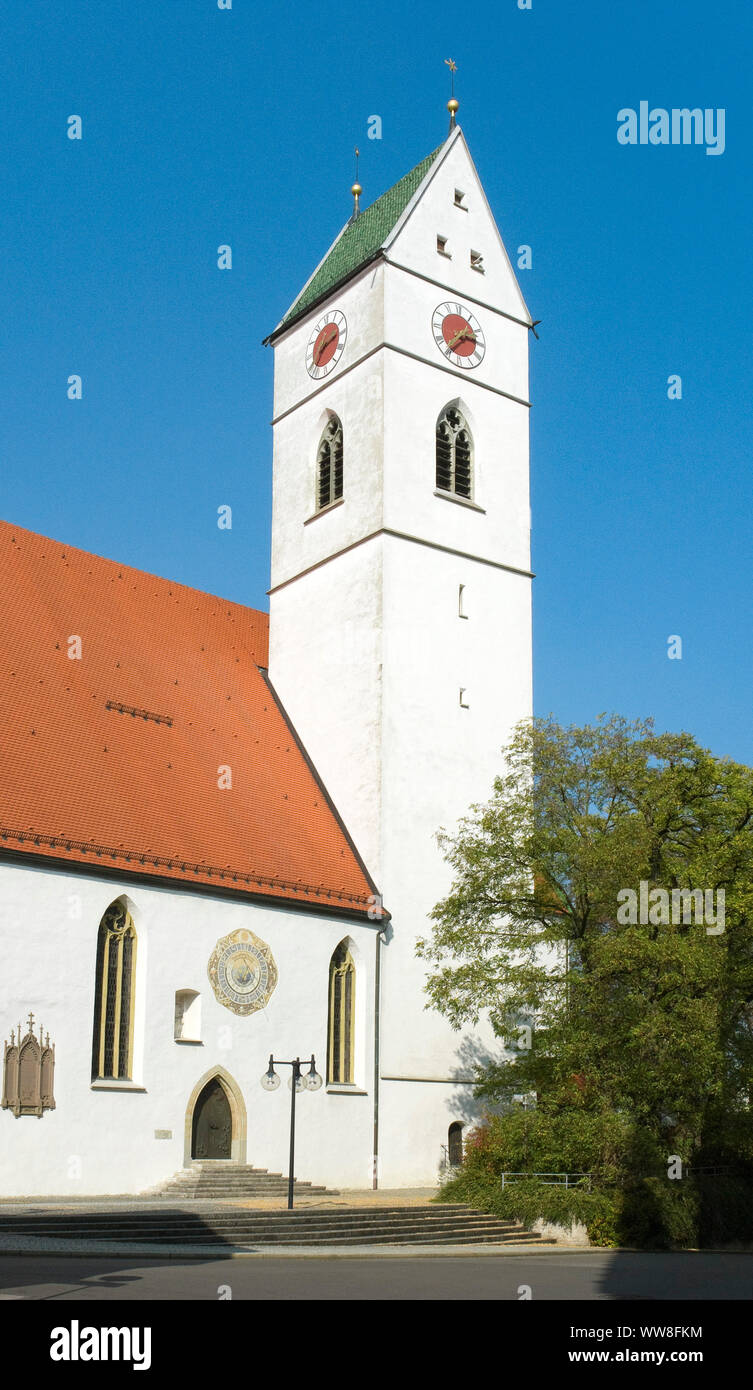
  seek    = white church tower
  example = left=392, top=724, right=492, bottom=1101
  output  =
left=266, top=110, right=534, bottom=1185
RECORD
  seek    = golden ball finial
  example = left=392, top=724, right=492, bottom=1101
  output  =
left=448, top=98, right=459, bottom=114
left=351, top=182, right=362, bottom=198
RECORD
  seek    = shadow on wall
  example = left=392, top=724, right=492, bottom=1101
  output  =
left=446, top=1034, right=509, bottom=1125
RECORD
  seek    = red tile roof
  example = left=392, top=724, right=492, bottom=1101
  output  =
left=0, top=520, right=378, bottom=914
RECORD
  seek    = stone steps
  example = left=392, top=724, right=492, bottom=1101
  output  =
left=152, top=1164, right=337, bottom=1200
left=0, top=1212, right=515, bottom=1232
left=0, top=1204, right=554, bottom=1247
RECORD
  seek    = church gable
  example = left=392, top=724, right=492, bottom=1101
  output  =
left=385, top=129, right=532, bottom=324
left=0, top=521, right=377, bottom=914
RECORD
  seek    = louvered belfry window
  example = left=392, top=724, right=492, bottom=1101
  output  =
left=317, top=416, right=344, bottom=511
left=91, top=901, right=137, bottom=1081
left=436, top=406, right=473, bottom=499
left=327, top=941, right=355, bottom=1085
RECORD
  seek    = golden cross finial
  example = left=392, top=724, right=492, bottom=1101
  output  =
left=444, top=59, right=459, bottom=128
left=351, top=145, right=362, bottom=218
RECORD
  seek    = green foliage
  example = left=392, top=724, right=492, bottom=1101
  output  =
left=461, top=1108, right=631, bottom=1184
left=418, top=715, right=753, bottom=1177
left=439, top=1166, right=753, bottom=1250
left=439, top=1172, right=619, bottom=1247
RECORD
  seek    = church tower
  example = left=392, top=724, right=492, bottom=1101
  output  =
left=266, top=114, right=534, bottom=1184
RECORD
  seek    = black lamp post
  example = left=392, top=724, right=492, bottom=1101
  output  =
left=261, top=1054, right=323, bottom=1209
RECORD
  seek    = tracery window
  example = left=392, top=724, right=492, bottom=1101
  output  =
left=91, top=900, right=137, bottom=1080
left=317, top=416, right=344, bottom=512
left=327, top=941, right=355, bottom=1085
left=436, top=406, right=473, bottom=499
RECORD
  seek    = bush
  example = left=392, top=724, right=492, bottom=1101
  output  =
left=439, top=1172, right=619, bottom=1247
left=696, top=1174, right=753, bottom=1246
left=460, top=1107, right=635, bottom=1186
left=617, top=1179, right=698, bottom=1250
left=618, top=1174, right=753, bottom=1249
left=439, top=1167, right=753, bottom=1249
left=444, top=1110, right=753, bottom=1248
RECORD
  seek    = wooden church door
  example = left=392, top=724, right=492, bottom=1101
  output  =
left=191, top=1077, right=232, bottom=1159
left=448, top=1122, right=464, bottom=1166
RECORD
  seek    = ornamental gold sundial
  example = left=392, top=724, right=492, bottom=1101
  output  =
left=208, top=928, right=278, bottom=1015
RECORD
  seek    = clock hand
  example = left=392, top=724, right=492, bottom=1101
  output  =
left=447, top=326, right=476, bottom=350
left=314, top=326, right=337, bottom=364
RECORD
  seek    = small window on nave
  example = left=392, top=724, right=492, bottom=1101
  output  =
left=436, top=406, right=473, bottom=500
left=327, top=941, right=355, bottom=1085
left=91, top=900, right=137, bottom=1081
left=174, top=989, right=201, bottom=1043
left=316, top=416, right=344, bottom=512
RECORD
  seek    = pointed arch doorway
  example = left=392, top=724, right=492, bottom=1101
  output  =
left=192, top=1079, right=231, bottom=1159
left=184, top=1067, right=247, bottom=1167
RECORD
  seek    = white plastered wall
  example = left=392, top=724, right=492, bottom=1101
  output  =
left=0, top=861, right=377, bottom=1195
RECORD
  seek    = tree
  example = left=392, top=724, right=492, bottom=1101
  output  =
left=417, top=715, right=753, bottom=1167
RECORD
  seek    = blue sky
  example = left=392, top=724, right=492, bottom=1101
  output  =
left=2, top=1, right=751, bottom=763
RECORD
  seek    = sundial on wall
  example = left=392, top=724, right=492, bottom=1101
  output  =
left=208, top=929, right=278, bottom=1016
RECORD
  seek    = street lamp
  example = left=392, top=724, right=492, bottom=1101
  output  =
left=260, top=1054, right=323, bottom=1209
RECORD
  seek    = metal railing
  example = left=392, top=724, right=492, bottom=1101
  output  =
left=500, top=1172, right=592, bottom=1190
left=499, top=1166, right=743, bottom=1190
left=440, top=1145, right=464, bottom=1171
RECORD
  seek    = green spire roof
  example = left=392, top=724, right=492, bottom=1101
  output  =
left=279, top=144, right=443, bottom=331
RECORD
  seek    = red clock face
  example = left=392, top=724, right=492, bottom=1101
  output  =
left=306, top=310, right=347, bottom=379
left=441, top=314, right=477, bottom=357
left=312, top=323, right=340, bottom=368
left=432, top=302, right=486, bottom=369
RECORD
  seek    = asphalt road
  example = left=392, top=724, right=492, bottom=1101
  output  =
left=0, top=1251, right=751, bottom=1300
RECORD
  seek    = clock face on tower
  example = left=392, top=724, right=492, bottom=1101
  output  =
left=432, top=302, right=486, bottom=369
left=306, top=310, right=347, bottom=379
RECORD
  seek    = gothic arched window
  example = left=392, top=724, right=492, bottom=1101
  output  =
left=91, top=900, right=137, bottom=1081
left=436, top=406, right=473, bottom=499
left=327, top=941, right=355, bottom=1084
left=316, top=416, right=344, bottom=512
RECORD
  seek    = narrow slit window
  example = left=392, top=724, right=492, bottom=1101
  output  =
left=470, top=249, right=485, bottom=273
left=458, top=584, right=468, bottom=619
left=436, top=235, right=451, bottom=258
left=454, top=189, right=467, bottom=209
